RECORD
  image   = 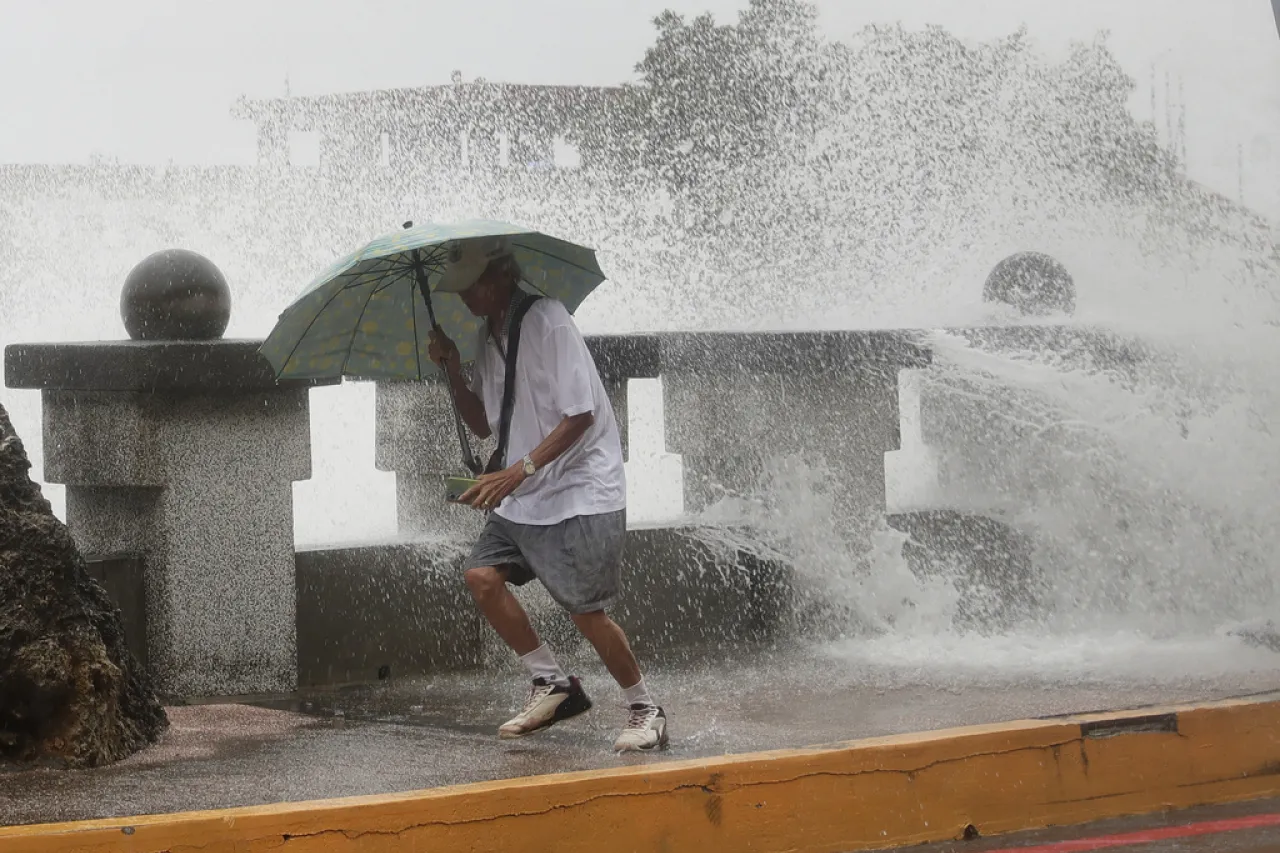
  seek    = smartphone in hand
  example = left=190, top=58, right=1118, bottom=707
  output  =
left=444, top=476, right=479, bottom=504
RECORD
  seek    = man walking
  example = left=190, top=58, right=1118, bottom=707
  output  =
left=427, top=242, right=668, bottom=753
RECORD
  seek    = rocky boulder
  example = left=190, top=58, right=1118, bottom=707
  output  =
left=0, top=402, right=166, bottom=767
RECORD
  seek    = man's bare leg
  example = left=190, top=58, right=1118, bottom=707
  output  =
left=465, top=566, right=590, bottom=738
left=570, top=610, right=642, bottom=688
left=572, top=610, right=668, bottom=751
left=463, top=565, right=540, bottom=655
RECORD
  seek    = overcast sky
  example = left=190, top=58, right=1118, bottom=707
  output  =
left=1, top=0, right=1277, bottom=211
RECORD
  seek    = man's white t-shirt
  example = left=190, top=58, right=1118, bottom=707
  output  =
left=468, top=297, right=626, bottom=526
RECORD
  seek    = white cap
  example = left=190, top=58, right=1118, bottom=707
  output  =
left=433, top=235, right=514, bottom=293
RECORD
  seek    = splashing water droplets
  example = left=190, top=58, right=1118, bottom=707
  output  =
left=0, top=2, right=1277, bottom=682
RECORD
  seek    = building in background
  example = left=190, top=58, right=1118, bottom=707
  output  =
left=230, top=76, right=637, bottom=173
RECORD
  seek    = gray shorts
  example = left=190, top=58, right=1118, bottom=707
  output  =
left=462, top=509, right=626, bottom=614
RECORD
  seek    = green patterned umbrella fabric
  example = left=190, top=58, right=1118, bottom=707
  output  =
left=259, top=219, right=606, bottom=381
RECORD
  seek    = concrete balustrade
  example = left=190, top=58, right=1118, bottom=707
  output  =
left=6, top=325, right=933, bottom=697
left=374, top=379, right=491, bottom=538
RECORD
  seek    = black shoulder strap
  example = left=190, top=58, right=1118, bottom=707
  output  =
left=491, top=293, right=542, bottom=472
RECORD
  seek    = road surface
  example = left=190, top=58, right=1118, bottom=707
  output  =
left=888, top=798, right=1280, bottom=852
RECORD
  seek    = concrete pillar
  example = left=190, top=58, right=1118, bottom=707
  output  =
left=5, top=339, right=330, bottom=698
left=374, top=376, right=629, bottom=537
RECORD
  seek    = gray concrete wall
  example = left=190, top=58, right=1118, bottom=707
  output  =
left=295, top=541, right=484, bottom=686
left=662, top=331, right=930, bottom=557
left=91, top=524, right=795, bottom=693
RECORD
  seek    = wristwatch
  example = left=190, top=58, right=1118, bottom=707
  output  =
left=521, top=455, right=536, bottom=476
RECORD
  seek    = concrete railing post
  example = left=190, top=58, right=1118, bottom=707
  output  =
left=916, top=325, right=1144, bottom=509
left=3, top=251, right=332, bottom=697
left=661, top=331, right=930, bottom=552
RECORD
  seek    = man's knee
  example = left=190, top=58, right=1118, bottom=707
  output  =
left=464, top=565, right=505, bottom=600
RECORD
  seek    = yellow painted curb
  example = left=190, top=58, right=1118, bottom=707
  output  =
left=3, top=693, right=1280, bottom=853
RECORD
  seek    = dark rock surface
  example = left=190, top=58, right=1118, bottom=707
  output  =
left=0, top=403, right=166, bottom=767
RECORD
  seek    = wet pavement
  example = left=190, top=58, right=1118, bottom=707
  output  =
left=1, top=644, right=1278, bottom=827
left=888, top=798, right=1280, bottom=852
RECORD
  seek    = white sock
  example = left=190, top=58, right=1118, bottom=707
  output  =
left=622, top=677, right=655, bottom=708
left=520, top=644, right=570, bottom=687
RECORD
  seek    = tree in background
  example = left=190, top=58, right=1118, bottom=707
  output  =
left=632, top=0, right=834, bottom=213
left=626, top=1, right=1276, bottom=326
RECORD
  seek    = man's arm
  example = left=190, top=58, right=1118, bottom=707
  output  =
left=458, top=312, right=602, bottom=510
left=444, top=362, right=491, bottom=439
left=459, top=411, right=594, bottom=510
left=527, top=411, right=594, bottom=470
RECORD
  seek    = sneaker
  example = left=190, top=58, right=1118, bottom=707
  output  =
left=498, top=676, right=592, bottom=739
left=614, top=703, right=669, bottom=752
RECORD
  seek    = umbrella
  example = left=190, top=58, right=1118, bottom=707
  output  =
left=259, top=218, right=607, bottom=472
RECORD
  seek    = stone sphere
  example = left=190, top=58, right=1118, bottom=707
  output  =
left=982, top=252, right=1075, bottom=317
left=120, top=249, right=231, bottom=341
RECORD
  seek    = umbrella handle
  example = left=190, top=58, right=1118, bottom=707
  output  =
left=412, top=247, right=483, bottom=476
left=442, top=364, right=483, bottom=476
left=427, top=318, right=484, bottom=476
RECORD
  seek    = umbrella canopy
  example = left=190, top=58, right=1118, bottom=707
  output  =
left=259, top=219, right=606, bottom=381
